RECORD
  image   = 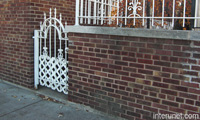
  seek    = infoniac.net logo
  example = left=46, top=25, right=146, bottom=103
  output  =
left=153, top=113, right=200, bottom=120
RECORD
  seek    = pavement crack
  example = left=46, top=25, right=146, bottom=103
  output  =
left=0, top=100, right=43, bottom=117
left=36, top=94, right=65, bottom=104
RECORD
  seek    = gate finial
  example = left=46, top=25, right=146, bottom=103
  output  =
left=60, top=13, right=62, bottom=22
left=54, top=8, right=57, bottom=18
left=65, top=22, right=67, bottom=28
left=40, top=21, right=42, bottom=30
left=44, top=12, right=46, bottom=21
left=50, top=8, right=52, bottom=18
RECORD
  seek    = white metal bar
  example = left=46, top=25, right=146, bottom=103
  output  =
left=54, top=22, right=57, bottom=57
left=54, top=9, right=57, bottom=57
left=109, top=0, right=112, bottom=24
left=34, top=30, right=39, bottom=89
left=101, top=0, right=104, bottom=24
left=133, top=0, right=135, bottom=26
left=93, top=0, right=97, bottom=24
left=75, top=0, right=80, bottom=25
left=97, top=0, right=100, bottom=25
left=88, top=0, right=91, bottom=24
left=117, top=0, right=119, bottom=25
left=104, top=0, right=107, bottom=24
left=142, top=0, right=145, bottom=26
left=80, top=0, right=84, bottom=24
left=40, top=22, right=42, bottom=56
left=80, top=16, right=200, bottom=19
left=195, top=0, right=198, bottom=27
left=162, top=0, right=165, bottom=26
left=44, top=35, right=46, bottom=48
left=125, top=0, right=127, bottom=25
left=60, top=14, right=62, bottom=49
left=65, top=35, right=67, bottom=60
left=85, top=0, right=87, bottom=24
left=152, top=0, right=155, bottom=26
left=44, top=13, right=47, bottom=47
left=172, top=0, right=175, bottom=28
left=134, top=1, right=136, bottom=27
left=39, top=32, right=42, bottom=56
left=183, top=0, right=186, bottom=27
left=49, top=27, right=52, bottom=57
left=65, top=22, right=68, bottom=60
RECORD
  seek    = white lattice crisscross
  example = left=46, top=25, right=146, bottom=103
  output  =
left=39, top=54, right=68, bottom=94
left=39, top=55, right=46, bottom=86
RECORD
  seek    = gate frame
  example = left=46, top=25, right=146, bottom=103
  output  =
left=33, top=8, right=69, bottom=94
left=34, top=30, right=39, bottom=89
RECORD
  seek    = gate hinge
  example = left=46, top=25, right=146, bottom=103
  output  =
left=69, top=40, right=74, bottom=46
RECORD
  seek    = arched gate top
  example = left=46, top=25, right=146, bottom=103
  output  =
left=40, top=8, right=68, bottom=40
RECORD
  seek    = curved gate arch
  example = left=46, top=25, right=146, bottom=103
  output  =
left=34, top=8, right=69, bottom=94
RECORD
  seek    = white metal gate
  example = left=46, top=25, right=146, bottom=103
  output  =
left=34, top=9, right=69, bottom=94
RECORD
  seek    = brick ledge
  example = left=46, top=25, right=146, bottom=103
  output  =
left=66, top=26, right=200, bottom=41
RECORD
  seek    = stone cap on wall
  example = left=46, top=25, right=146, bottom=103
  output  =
left=66, top=26, right=200, bottom=41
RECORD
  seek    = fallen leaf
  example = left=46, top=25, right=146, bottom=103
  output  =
left=58, top=113, right=63, bottom=118
left=43, top=96, right=49, bottom=100
left=12, top=95, right=17, bottom=98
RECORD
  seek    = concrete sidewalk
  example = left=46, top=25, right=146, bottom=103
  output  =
left=0, top=80, right=122, bottom=120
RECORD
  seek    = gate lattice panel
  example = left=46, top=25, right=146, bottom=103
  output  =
left=34, top=8, right=69, bottom=94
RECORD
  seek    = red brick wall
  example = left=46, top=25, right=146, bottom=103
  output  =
left=68, top=33, right=200, bottom=120
left=0, top=0, right=200, bottom=119
left=0, top=0, right=75, bottom=87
